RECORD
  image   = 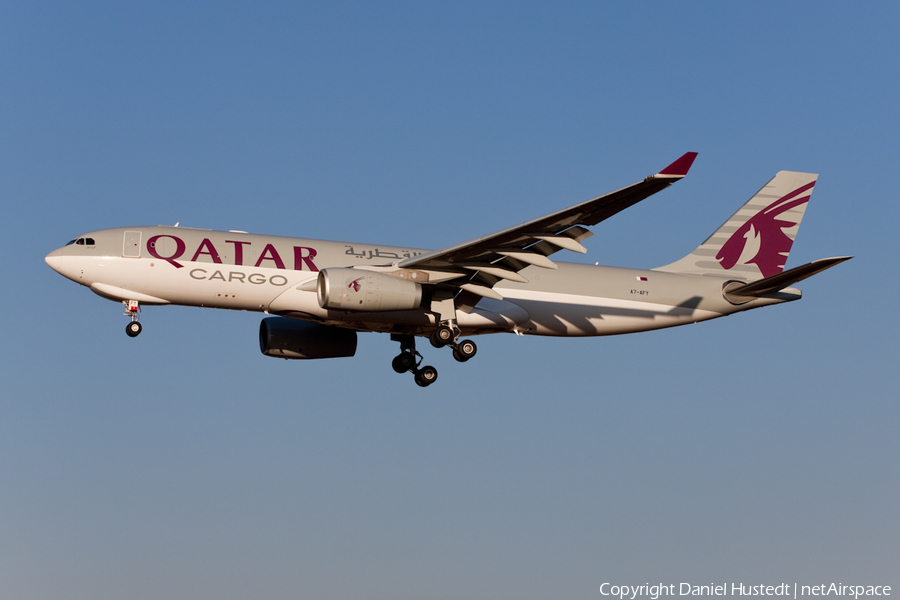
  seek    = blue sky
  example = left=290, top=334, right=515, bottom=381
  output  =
left=1, top=3, right=897, bottom=599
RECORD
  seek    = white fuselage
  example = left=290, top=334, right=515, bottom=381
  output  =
left=46, top=226, right=793, bottom=338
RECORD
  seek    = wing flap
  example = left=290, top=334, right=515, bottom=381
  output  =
left=462, top=264, right=530, bottom=283
left=532, top=235, right=587, bottom=254
left=495, top=250, right=559, bottom=269
left=460, top=283, right=505, bottom=300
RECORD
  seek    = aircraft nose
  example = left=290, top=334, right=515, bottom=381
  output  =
left=45, top=253, right=63, bottom=273
left=45, top=249, right=82, bottom=282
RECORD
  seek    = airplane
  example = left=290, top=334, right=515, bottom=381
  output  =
left=45, top=152, right=850, bottom=387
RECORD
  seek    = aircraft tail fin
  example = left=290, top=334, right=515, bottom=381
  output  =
left=655, top=171, right=818, bottom=280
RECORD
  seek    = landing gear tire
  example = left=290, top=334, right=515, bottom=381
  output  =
left=126, top=321, right=142, bottom=337
left=392, top=352, right=415, bottom=374
left=452, top=339, right=477, bottom=362
left=414, top=365, right=438, bottom=387
left=430, top=325, right=454, bottom=348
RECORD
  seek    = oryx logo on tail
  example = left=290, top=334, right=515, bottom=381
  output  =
left=655, top=171, right=817, bottom=280
left=716, top=182, right=814, bottom=278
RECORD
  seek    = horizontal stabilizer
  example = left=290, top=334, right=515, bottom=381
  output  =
left=723, top=256, right=852, bottom=302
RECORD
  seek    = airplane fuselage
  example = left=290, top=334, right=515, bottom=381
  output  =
left=45, top=225, right=793, bottom=338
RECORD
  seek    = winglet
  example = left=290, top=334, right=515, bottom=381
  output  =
left=656, top=152, right=698, bottom=178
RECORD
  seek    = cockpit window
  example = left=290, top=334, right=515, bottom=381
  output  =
left=76, top=238, right=85, bottom=245
left=65, top=239, right=77, bottom=246
left=85, top=238, right=95, bottom=245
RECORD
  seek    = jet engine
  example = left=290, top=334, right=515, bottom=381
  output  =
left=259, top=317, right=357, bottom=359
left=317, top=268, right=422, bottom=312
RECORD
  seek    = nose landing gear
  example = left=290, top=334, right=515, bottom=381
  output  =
left=123, top=300, right=142, bottom=337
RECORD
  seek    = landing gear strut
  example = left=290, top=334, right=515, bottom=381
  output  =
left=123, top=300, right=142, bottom=337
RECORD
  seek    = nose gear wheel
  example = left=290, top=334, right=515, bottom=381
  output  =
left=123, top=300, right=142, bottom=337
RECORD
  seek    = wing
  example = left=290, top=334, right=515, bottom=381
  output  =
left=397, top=152, right=698, bottom=300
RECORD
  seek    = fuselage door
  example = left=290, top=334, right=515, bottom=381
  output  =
left=123, top=231, right=142, bottom=257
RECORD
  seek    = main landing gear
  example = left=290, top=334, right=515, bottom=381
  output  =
left=452, top=338, right=477, bottom=363
left=123, top=300, right=142, bottom=337
left=390, top=328, right=478, bottom=388
left=429, top=324, right=477, bottom=362
left=391, top=334, right=436, bottom=387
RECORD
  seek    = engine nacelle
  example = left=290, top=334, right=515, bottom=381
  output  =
left=317, top=268, right=422, bottom=312
left=259, top=317, right=357, bottom=359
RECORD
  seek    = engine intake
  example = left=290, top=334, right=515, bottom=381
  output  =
left=259, top=317, right=357, bottom=359
left=317, top=268, right=422, bottom=312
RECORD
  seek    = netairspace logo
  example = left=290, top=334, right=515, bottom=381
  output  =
left=599, top=584, right=892, bottom=600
